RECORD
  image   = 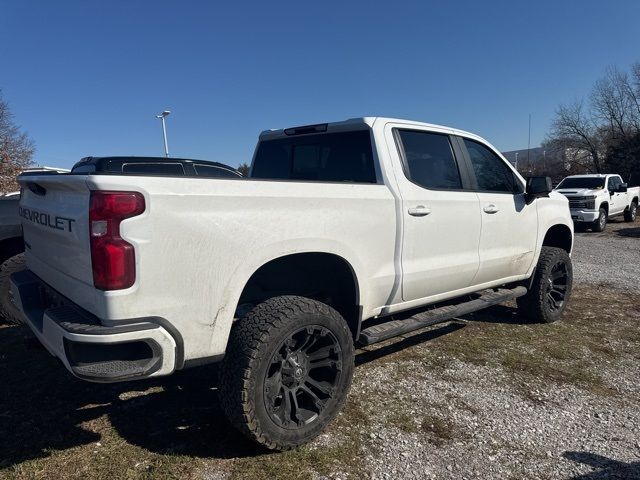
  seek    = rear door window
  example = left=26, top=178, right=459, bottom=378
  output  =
left=250, top=130, right=377, bottom=183
left=396, top=130, right=462, bottom=190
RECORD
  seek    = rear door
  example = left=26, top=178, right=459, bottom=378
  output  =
left=459, top=137, right=538, bottom=284
left=387, top=125, right=482, bottom=301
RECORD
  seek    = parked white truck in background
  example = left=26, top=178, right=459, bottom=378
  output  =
left=12, top=117, right=574, bottom=450
left=555, top=174, right=639, bottom=232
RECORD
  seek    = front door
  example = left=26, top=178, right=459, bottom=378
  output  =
left=607, top=176, right=625, bottom=215
left=459, top=138, right=538, bottom=284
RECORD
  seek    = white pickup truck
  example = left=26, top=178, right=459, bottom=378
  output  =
left=555, top=174, right=639, bottom=231
left=12, top=117, right=574, bottom=450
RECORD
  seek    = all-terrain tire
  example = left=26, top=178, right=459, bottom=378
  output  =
left=218, top=295, right=355, bottom=450
left=517, top=247, right=572, bottom=323
left=592, top=208, right=607, bottom=232
left=624, top=201, right=637, bottom=222
left=0, top=253, right=26, bottom=325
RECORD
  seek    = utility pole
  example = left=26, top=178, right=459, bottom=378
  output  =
left=527, top=113, right=531, bottom=165
left=515, top=152, right=519, bottom=170
left=155, top=110, right=171, bottom=157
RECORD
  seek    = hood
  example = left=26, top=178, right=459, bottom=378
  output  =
left=555, top=188, right=600, bottom=197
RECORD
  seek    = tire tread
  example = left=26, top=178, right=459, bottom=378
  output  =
left=517, top=247, right=572, bottom=323
left=218, top=295, right=353, bottom=450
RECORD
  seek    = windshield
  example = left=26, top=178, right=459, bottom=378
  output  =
left=556, top=177, right=605, bottom=189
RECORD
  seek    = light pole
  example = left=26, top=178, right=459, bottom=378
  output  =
left=155, top=110, right=171, bottom=157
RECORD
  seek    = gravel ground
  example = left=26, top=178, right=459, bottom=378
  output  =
left=2, top=218, right=638, bottom=480
left=572, top=218, right=640, bottom=291
left=354, top=356, right=640, bottom=480
left=307, top=218, right=640, bottom=480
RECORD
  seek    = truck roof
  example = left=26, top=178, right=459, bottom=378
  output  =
left=259, top=117, right=488, bottom=144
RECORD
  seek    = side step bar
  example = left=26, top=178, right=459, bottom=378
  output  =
left=358, top=286, right=528, bottom=346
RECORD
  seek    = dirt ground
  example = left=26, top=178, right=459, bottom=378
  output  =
left=1, top=221, right=638, bottom=479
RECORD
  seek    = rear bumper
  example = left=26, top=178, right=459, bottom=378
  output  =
left=10, top=270, right=177, bottom=383
left=569, top=209, right=599, bottom=223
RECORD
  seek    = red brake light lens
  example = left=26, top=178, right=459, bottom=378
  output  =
left=89, top=191, right=145, bottom=290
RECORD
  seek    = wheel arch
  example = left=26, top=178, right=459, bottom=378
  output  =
left=541, top=224, right=573, bottom=254
left=0, top=236, right=24, bottom=265
left=235, top=252, right=363, bottom=340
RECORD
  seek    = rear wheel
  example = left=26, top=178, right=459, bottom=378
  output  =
left=517, top=247, right=572, bottom=323
left=0, top=253, right=26, bottom=325
left=624, top=201, right=637, bottom=222
left=592, top=208, right=607, bottom=232
left=218, top=295, right=354, bottom=450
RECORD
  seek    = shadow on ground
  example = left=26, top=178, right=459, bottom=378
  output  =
left=0, top=325, right=260, bottom=468
left=563, top=451, right=640, bottom=479
left=615, top=226, right=640, bottom=238
left=0, top=302, right=530, bottom=468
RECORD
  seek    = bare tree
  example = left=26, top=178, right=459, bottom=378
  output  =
left=591, top=66, right=634, bottom=138
left=626, top=62, right=640, bottom=129
left=0, top=91, right=35, bottom=193
left=548, top=99, right=603, bottom=172
left=237, top=162, right=250, bottom=177
left=547, top=62, right=640, bottom=180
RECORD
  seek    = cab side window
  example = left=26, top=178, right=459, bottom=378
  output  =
left=463, top=139, right=522, bottom=193
left=397, top=130, right=462, bottom=190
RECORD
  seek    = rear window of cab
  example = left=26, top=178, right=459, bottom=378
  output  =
left=250, top=130, right=377, bottom=183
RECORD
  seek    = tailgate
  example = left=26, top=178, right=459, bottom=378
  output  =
left=18, top=174, right=93, bottom=286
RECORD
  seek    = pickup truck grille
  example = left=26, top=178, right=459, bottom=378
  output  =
left=568, top=197, right=595, bottom=209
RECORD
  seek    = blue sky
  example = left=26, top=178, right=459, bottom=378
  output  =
left=1, top=0, right=639, bottom=168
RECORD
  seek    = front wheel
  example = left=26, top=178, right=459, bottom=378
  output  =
left=218, top=296, right=355, bottom=450
left=624, top=202, right=637, bottom=222
left=592, top=208, right=607, bottom=232
left=517, top=247, right=573, bottom=323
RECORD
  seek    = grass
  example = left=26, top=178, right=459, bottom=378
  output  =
left=420, top=414, right=466, bottom=446
left=382, top=284, right=640, bottom=397
left=0, top=284, right=638, bottom=479
left=386, top=410, right=467, bottom=445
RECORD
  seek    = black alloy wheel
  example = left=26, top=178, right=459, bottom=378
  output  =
left=545, top=260, right=569, bottom=312
left=264, top=325, right=342, bottom=429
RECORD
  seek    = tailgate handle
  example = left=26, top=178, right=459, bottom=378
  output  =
left=26, top=182, right=46, bottom=196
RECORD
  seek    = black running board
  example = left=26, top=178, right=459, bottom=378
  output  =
left=358, top=286, right=528, bottom=346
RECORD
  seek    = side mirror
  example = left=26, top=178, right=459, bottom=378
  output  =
left=527, top=176, right=552, bottom=194
left=525, top=176, right=552, bottom=204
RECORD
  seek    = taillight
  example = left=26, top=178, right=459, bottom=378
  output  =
left=89, top=191, right=145, bottom=290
